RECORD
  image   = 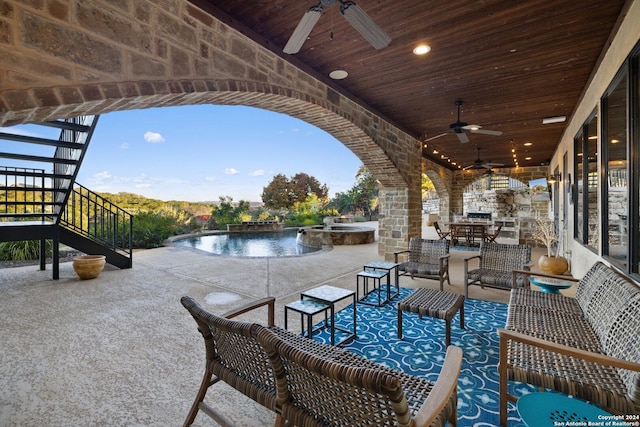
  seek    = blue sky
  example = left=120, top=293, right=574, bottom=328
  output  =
left=5, top=105, right=363, bottom=202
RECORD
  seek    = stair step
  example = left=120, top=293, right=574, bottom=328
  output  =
left=0, top=131, right=87, bottom=149
left=0, top=152, right=78, bottom=165
left=0, top=200, right=63, bottom=205
left=41, top=120, right=92, bottom=133
left=0, top=212, right=57, bottom=218
left=0, top=170, right=73, bottom=180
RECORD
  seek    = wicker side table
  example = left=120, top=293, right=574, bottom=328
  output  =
left=397, top=288, right=465, bottom=346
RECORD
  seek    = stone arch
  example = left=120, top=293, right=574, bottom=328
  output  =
left=422, top=158, right=453, bottom=222
left=450, top=166, right=549, bottom=216
left=0, top=0, right=424, bottom=258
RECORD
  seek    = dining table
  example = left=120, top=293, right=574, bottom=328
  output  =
left=449, top=222, right=489, bottom=246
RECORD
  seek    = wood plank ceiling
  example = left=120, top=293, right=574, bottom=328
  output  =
left=191, top=0, right=629, bottom=171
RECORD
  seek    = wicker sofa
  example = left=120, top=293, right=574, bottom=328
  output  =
left=498, top=262, right=640, bottom=426
left=181, top=295, right=463, bottom=427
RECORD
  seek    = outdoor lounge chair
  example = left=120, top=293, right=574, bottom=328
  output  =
left=463, top=242, right=532, bottom=298
left=394, top=238, right=451, bottom=290
left=181, top=295, right=462, bottom=427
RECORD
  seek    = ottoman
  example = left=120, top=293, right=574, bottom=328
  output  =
left=397, top=288, right=465, bottom=346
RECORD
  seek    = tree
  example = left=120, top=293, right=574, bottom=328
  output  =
left=261, top=174, right=295, bottom=209
left=328, top=165, right=379, bottom=218
left=351, top=166, right=379, bottom=219
left=291, top=173, right=329, bottom=203
left=261, top=172, right=328, bottom=209
left=207, top=196, right=250, bottom=230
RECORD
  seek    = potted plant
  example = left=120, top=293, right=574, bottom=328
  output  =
left=73, top=254, right=106, bottom=280
left=531, top=218, right=568, bottom=275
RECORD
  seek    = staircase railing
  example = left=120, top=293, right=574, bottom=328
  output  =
left=60, top=183, right=133, bottom=258
left=0, top=166, right=59, bottom=222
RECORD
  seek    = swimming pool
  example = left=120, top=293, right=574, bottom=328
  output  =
left=171, top=229, right=322, bottom=257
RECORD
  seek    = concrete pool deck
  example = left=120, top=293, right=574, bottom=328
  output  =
left=0, top=222, right=548, bottom=426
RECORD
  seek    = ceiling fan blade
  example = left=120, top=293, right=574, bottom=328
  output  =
left=283, top=6, right=323, bottom=54
left=456, top=132, right=470, bottom=143
left=424, top=132, right=449, bottom=142
left=470, top=128, right=503, bottom=136
left=340, top=1, right=391, bottom=49
left=484, top=162, right=504, bottom=167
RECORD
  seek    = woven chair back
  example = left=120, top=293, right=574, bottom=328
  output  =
left=180, top=296, right=276, bottom=397
left=574, top=263, right=640, bottom=403
left=479, top=242, right=531, bottom=272
left=408, top=237, right=450, bottom=265
left=257, top=327, right=414, bottom=427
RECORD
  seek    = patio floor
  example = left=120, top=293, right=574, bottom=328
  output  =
left=0, top=222, right=550, bottom=426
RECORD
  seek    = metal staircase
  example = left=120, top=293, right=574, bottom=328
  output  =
left=0, top=116, right=133, bottom=279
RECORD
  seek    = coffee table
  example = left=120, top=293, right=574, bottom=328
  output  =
left=529, top=275, right=575, bottom=294
left=517, top=392, right=612, bottom=427
left=301, top=285, right=356, bottom=346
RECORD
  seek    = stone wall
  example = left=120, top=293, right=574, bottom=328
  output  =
left=0, top=0, right=425, bottom=259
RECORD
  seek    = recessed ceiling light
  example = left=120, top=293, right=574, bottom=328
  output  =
left=329, top=69, right=348, bottom=80
left=413, top=44, right=431, bottom=55
left=611, top=139, right=620, bottom=144
left=525, top=157, right=532, bottom=160
left=523, top=142, right=533, bottom=146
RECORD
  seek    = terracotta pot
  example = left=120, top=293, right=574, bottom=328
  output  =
left=538, top=255, right=568, bottom=275
left=73, top=255, right=106, bottom=280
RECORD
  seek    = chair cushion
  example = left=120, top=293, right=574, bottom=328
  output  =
left=467, top=268, right=526, bottom=288
left=399, top=261, right=441, bottom=277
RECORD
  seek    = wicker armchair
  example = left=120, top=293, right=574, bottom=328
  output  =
left=181, top=296, right=463, bottom=427
left=180, top=296, right=278, bottom=427
left=260, top=330, right=462, bottom=427
left=463, top=242, right=532, bottom=298
left=394, top=238, right=451, bottom=290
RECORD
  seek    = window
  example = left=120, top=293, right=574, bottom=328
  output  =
left=598, top=39, right=640, bottom=277
left=602, top=68, right=628, bottom=267
left=574, top=111, right=598, bottom=252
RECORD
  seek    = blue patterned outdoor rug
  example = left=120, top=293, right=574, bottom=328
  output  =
left=311, top=287, right=536, bottom=427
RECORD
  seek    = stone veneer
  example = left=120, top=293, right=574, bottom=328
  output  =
left=0, top=0, right=456, bottom=260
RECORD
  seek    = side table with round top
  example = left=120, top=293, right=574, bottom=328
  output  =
left=528, top=275, right=575, bottom=294
left=517, top=392, right=613, bottom=427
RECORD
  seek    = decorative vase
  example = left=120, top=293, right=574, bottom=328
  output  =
left=538, top=255, right=568, bottom=275
left=73, top=255, right=106, bottom=280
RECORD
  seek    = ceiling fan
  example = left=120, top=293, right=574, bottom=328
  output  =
left=283, top=0, right=391, bottom=54
left=463, top=147, right=505, bottom=170
left=425, top=100, right=503, bottom=144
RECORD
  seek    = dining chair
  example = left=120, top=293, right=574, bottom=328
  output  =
left=483, top=224, right=502, bottom=243
left=433, top=221, right=450, bottom=240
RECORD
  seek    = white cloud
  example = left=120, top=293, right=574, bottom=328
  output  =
left=249, top=169, right=265, bottom=176
left=94, top=171, right=113, bottom=182
left=144, top=131, right=165, bottom=144
left=224, top=168, right=239, bottom=175
left=135, top=183, right=152, bottom=188
left=205, top=176, right=216, bottom=182
left=120, top=142, right=129, bottom=149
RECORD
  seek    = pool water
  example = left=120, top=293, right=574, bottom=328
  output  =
left=173, top=229, right=321, bottom=257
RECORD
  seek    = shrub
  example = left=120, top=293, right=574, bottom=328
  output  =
left=0, top=240, right=52, bottom=261
left=131, top=212, right=179, bottom=248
